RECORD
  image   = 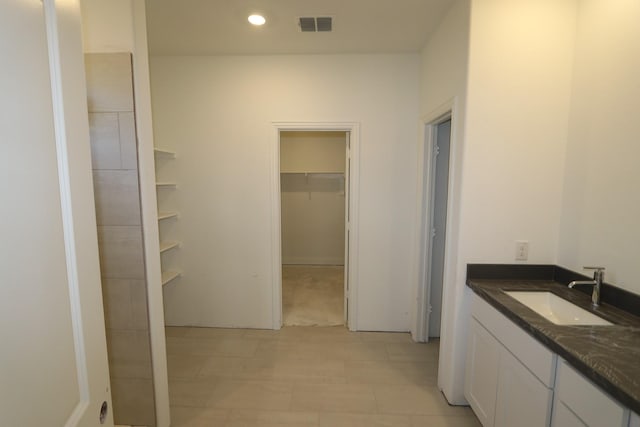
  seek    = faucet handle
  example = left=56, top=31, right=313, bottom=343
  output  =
left=584, top=266, right=605, bottom=281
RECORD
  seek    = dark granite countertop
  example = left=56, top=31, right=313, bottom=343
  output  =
left=466, top=266, right=640, bottom=414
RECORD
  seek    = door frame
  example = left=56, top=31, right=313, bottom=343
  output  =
left=270, top=122, right=360, bottom=331
left=413, top=99, right=460, bottom=343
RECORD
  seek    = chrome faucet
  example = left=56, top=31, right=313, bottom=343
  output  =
left=568, top=266, right=605, bottom=307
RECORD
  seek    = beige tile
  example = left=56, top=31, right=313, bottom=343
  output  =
left=212, top=338, right=259, bottom=357
left=345, top=360, right=438, bottom=385
left=89, top=113, right=121, bottom=169
left=186, top=327, right=248, bottom=339
left=411, top=413, right=481, bottom=427
left=290, top=383, right=376, bottom=413
left=386, top=342, right=439, bottom=362
left=278, top=326, right=358, bottom=343
left=207, top=381, right=293, bottom=411
left=196, top=356, right=242, bottom=378
left=93, top=170, right=141, bottom=226
left=167, top=354, right=211, bottom=379
left=319, top=413, right=412, bottom=427
left=130, top=280, right=150, bottom=330
left=358, top=331, right=414, bottom=344
left=242, top=329, right=283, bottom=340
left=106, top=330, right=152, bottom=379
left=343, top=342, right=390, bottom=361
left=226, top=409, right=318, bottom=427
left=118, top=112, right=138, bottom=169
left=85, top=53, right=134, bottom=112
left=170, top=406, right=229, bottom=427
left=102, top=279, right=148, bottom=331
left=97, top=226, right=145, bottom=279
left=111, top=378, right=155, bottom=427
left=235, top=358, right=346, bottom=384
left=169, top=379, right=218, bottom=407
left=102, top=278, right=132, bottom=330
left=166, top=336, right=220, bottom=355
left=373, top=384, right=462, bottom=415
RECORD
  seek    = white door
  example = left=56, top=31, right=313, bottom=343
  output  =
left=0, top=1, right=112, bottom=426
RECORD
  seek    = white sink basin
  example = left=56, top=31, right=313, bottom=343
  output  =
left=504, top=291, right=613, bottom=326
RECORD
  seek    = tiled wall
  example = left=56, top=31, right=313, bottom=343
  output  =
left=85, top=53, right=156, bottom=427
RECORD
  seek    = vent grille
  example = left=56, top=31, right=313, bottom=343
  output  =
left=298, top=16, right=333, bottom=32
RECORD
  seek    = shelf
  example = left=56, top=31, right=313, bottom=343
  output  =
left=158, top=211, right=178, bottom=221
left=159, top=240, right=180, bottom=253
left=161, top=270, right=181, bottom=286
left=154, top=148, right=176, bottom=158
left=156, top=182, right=177, bottom=188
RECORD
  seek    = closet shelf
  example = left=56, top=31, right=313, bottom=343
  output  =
left=158, top=211, right=178, bottom=221
left=154, top=148, right=176, bottom=158
left=161, top=270, right=181, bottom=286
left=156, top=182, right=177, bottom=188
left=159, top=240, right=180, bottom=253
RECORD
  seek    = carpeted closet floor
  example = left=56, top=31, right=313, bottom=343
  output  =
left=282, top=265, right=344, bottom=326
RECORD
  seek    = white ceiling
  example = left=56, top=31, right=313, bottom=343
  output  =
left=145, top=0, right=455, bottom=55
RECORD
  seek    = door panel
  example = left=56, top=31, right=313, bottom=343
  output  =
left=0, top=0, right=112, bottom=425
left=428, top=119, right=451, bottom=337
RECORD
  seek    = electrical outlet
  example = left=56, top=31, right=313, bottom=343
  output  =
left=515, top=241, right=529, bottom=261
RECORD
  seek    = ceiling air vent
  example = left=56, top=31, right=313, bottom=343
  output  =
left=298, top=16, right=333, bottom=32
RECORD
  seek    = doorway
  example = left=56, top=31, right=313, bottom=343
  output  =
left=280, top=131, right=348, bottom=326
left=270, top=122, right=360, bottom=330
left=416, top=114, right=454, bottom=342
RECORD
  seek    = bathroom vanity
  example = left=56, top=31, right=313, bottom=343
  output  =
left=465, top=264, right=640, bottom=427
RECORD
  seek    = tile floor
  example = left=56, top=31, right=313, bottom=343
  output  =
left=166, top=326, right=480, bottom=427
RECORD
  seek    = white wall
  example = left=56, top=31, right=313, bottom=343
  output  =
left=281, top=132, right=346, bottom=266
left=150, top=54, right=420, bottom=331
left=421, top=0, right=579, bottom=404
left=557, top=0, right=640, bottom=294
left=419, top=0, right=471, bottom=404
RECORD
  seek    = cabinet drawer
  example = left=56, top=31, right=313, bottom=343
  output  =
left=471, top=294, right=556, bottom=387
left=556, top=360, right=629, bottom=427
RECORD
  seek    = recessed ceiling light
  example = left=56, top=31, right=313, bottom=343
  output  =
left=248, top=14, right=266, bottom=26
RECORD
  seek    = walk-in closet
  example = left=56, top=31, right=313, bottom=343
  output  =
left=280, top=131, right=348, bottom=326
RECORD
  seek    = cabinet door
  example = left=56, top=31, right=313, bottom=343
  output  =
left=465, top=318, right=500, bottom=426
left=495, top=347, right=553, bottom=427
left=555, top=360, right=629, bottom=427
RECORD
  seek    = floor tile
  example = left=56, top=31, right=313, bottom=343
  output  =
left=167, top=354, right=211, bottom=379
left=385, top=342, right=439, bottom=362
left=207, top=380, right=294, bottom=411
left=170, top=406, right=229, bottom=427
left=290, top=383, right=377, bottom=413
left=345, top=360, right=438, bottom=385
left=319, top=412, right=413, bottom=427
left=226, top=409, right=318, bottom=427
left=165, top=326, right=480, bottom=426
left=169, top=379, right=218, bottom=407
left=411, top=413, right=482, bottom=427
left=373, top=384, right=463, bottom=415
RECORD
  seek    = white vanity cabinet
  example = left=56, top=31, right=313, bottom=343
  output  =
left=552, top=359, right=630, bottom=427
left=466, top=294, right=556, bottom=427
left=465, top=318, right=500, bottom=426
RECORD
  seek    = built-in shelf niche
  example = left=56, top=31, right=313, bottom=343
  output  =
left=155, top=146, right=181, bottom=288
